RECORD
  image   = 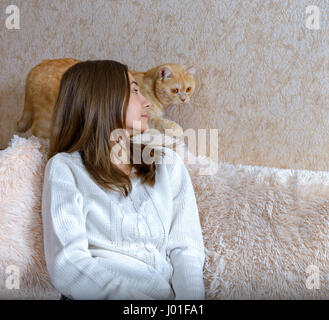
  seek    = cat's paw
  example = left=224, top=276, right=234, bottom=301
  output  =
left=164, top=126, right=184, bottom=138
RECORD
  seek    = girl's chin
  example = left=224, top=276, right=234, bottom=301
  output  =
left=129, top=125, right=149, bottom=136
left=141, top=126, right=149, bottom=134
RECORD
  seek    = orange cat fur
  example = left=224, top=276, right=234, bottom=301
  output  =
left=16, top=58, right=196, bottom=144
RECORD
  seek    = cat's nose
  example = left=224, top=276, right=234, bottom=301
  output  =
left=181, top=98, right=185, bottom=102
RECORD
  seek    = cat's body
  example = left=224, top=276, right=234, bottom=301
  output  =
left=16, top=58, right=81, bottom=143
left=16, top=58, right=196, bottom=144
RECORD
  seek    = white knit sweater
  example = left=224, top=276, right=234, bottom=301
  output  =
left=41, top=146, right=205, bottom=300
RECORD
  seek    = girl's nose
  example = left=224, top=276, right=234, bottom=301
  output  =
left=143, top=98, right=151, bottom=109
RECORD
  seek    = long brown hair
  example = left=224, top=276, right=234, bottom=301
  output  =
left=48, top=60, right=164, bottom=197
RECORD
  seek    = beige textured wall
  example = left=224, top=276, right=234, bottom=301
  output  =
left=1, top=0, right=328, bottom=171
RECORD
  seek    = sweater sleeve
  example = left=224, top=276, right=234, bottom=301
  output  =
left=164, top=148, right=206, bottom=300
left=41, top=156, right=156, bottom=300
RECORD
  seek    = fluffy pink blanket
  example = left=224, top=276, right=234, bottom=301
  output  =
left=1, top=134, right=328, bottom=299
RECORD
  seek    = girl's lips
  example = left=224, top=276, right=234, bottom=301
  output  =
left=141, top=114, right=148, bottom=118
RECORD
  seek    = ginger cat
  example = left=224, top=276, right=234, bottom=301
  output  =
left=16, top=58, right=196, bottom=145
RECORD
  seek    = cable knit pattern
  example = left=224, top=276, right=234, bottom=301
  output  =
left=41, top=146, right=205, bottom=300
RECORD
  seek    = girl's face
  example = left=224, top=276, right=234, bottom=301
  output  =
left=124, top=72, right=151, bottom=136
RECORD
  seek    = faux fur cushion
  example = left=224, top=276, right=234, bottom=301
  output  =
left=0, top=135, right=59, bottom=299
left=1, top=134, right=329, bottom=299
left=186, top=157, right=329, bottom=299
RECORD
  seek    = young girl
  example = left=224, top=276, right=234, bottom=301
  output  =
left=41, top=60, right=205, bottom=300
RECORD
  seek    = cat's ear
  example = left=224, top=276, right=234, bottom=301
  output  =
left=186, top=66, right=196, bottom=75
left=158, top=67, right=172, bottom=81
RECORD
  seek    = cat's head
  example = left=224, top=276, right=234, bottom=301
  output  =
left=154, top=64, right=196, bottom=107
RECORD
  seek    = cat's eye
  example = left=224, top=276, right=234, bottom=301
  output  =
left=171, top=88, right=179, bottom=94
left=186, top=87, right=191, bottom=93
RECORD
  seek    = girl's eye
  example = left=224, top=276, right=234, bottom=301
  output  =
left=171, top=88, right=178, bottom=94
left=186, top=87, right=191, bottom=93
left=133, top=89, right=139, bottom=94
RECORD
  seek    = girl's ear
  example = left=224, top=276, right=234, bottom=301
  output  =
left=158, top=66, right=172, bottom=80
left=186, top=66, right=196, bottom=75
